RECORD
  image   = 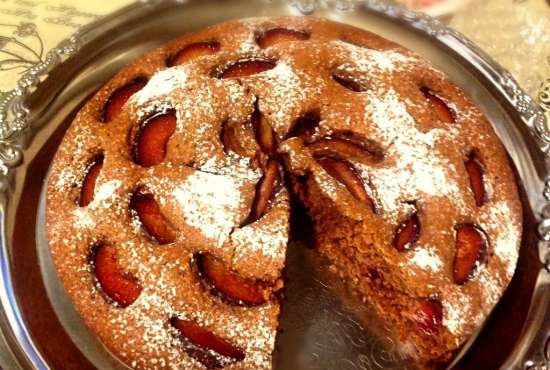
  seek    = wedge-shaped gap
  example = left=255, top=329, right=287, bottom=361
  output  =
left=465, top=150, right=487, bottom=207
left=133, top=109, right=177, bottom=167
left=101, top=77, right=148, bottom=123
left=166, top=41, right=221, bottom=67
left=420, top=86, right=455, bottom=124
left=130, top=187, right=176, bottom=244
left=215, top=58, right=277, bottom=79
left=392, top=207, right=420, bottom=252
left=79, top=153, right=104, bottom=207
left=171, top=317, right=245, bottom=369
left=453, top=224, right=488, bottom=285
left=195, top=252, right=270, bottom=306
left=256, top=28, right=310, bottom=48
left=90, top=243, right=142, bottom=307
left=288, top=177, right=316, bottom=248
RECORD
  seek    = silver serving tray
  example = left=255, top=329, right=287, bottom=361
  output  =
left=0, top=1, right=548, bottom=369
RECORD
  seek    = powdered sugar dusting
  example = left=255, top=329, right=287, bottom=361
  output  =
left=237, top=31, right=260, bottom=54
left=231, top=220, right=286, bottom=259
left=173, top=171, right=246, bottom=246
left=333, top=40, right=417, bottom=74
left=314, top=170, right=342, bottom=202
left=479, top=201, right=520, bottom=278
left=231, top=191, right=288, bottom=261
left=72, top=208, right=95, bottom=229
left=444, top=266, right=505, bottom=338
left=405, top=247, right=443, bottom=272
left=70, top=179, right=122, bottom=230
left=109, top=270, right=192, bottom=370
left=441, top=286, right=477, bottom=339
left=257, top=61, right=307, bottom=136
left=93, top=180, right=121, bottom=204
left=55, top=167, right=80, bottom=190
left=364, top=88, right=463, bottom=220
left=133, top=68, right=189, bottom=106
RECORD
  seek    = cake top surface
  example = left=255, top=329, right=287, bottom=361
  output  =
left=46, top=16, right=522, bottom=370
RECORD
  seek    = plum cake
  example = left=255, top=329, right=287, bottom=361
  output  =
left=46, top=16, right=522, bottom=370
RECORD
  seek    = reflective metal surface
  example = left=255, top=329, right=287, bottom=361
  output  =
left=0, top=1, right=548, bottom=369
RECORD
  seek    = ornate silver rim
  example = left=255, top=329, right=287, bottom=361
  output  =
left=0, top=0, right=548, bottom=369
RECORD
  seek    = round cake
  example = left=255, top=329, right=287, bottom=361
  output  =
left=46, top=16, right=522, bottom=370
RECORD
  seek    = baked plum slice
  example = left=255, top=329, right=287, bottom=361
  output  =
left=465, top=150, right=487, bottom=207
left=243, top=159, right=280, bottom=225
left=92, top=243, right=141, bottom=307
left=79, top=154, right=104, bottom=207
left=256, top=28, right=310, bottom=48
left=251, top=101, right=277, bottom=154
left=167, top=41, right=220, bottom=66
left=130, top=188, right=176, bottom=244
left=414, top=299, right=443, bottom=336
left=133, top=110, right=177, bottom=167
left=101, top=78, right=147, bottom=123
left=393, top=211, right=421, bottom=252
left=332, top=71, right=368, bottom=92
left=216, top=58, right=276, bottom=79
left=420, top=86, right=455, bottom=124
left=316, top=156, right=376, bottom=211
left=171, top=317, right=245, bottom=369
left=220, top=120, right=250, bottom=156
left=195, top=253, right=269, bottom=306
left=453, top=224, right=487, bottom=285
left=308, top=134, right=383, bottom=165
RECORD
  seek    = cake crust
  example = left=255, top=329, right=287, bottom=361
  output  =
left=46, top=16, right=522, bottom=370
